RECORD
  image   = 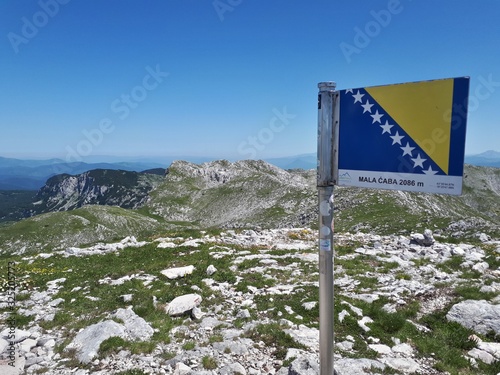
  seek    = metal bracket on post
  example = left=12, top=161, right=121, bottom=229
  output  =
left=317, top=82, right=338, bottom=375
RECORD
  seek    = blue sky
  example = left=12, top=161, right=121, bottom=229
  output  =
left=1, top=0, right=499, bottom=162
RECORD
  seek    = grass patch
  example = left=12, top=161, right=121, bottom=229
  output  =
left=209, top=334, right=223, bottom=343
left=182, top=341, right=196, bottom=350
left=237, top=258, right=262, bottom=270
left=254, top=285, right=319, bottom=325
left=235, top=272, right=275, bottom=292
left=4, top=237, right=240, bottom=365
left=3, top=311, right=34, bottom=328
left=437, top=256, right=464, bottom=273
left=414, top=310, right=477, bottom=374
left=245, top=322, right=307, bottom=360
left=99, top=337, right=127, bottom=358
left=334, top=297, right=420, bottom=348
left=454, top=285, right=497, bottom=301
left=202, top=355, right=218, bottom=370
left=115, top=370, right=148, bottom=375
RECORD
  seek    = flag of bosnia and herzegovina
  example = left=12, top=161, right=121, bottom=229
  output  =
left=337, top=77, right=470, bottom=196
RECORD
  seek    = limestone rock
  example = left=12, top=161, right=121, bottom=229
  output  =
left=302, top=301, right=317, bottom=311
left=447, top=300, right=500, bottom=335
left=472, top=261, right=489, bottom=273
left=174, top=362, right=192, bottom=375
left=411, top=229, right=434, bottom=246
left=220, top=362, right=247, bottom=375
left=468, top=348, right=496, bottom=364
left=288, top=356, right=319, bottom=375
left=1, top=328, right=31, bottom=343
left=206, top=264, right=217, bottom=276
left=335, top=358, right=385, bottom=375
left=66, top=320, right=125, bottom=363
left=383, top=357, right=420, bottom=373
left=191, top=306, right=205, bottom=320
left=113, top=307, right=154, bottom=341
left=161, top=265, right=195, bottom=279
left=368, top=343, right=392, bottom=355
left=0, top=365, right=18, bottom=375
left=236, top=309, right=251, bottom=319
left=284, top=325, right=319, bottom=351
left=0, top=338, right=8, bottom=353
left=165, top=293, right=202, bottom=316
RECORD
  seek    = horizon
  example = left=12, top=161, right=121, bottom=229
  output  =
left=2, top=1, right=500, bottom=161
left=0, top=149, right=499, bottom=164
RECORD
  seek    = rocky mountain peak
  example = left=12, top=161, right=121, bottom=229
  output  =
left=167, top=159, right=308, bottom=188
left=31, top=169, right=164, bottom=215
left=150, top=159, right=315, bottom=228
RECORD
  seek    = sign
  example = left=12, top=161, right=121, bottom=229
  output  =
left=337, top=77, right=470, bottom=195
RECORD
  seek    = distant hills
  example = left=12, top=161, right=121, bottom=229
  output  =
left=0, top=156, right=166, bottom=190
left=0, top=150, right=498, bottom=190
left=277, top=150, right=500, bottom=170
left=464, top=150, right=500, bottom=168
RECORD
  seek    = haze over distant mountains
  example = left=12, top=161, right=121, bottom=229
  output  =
left=0, top=150, right=498, bottom=190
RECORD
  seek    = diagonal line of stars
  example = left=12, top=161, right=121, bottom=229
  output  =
left=346, top=89, right=437, bottom=175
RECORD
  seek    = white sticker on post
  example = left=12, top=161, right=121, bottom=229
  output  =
left=320, top=225, right=331, bottom=236
left=320, top=239, right=331, bottom=252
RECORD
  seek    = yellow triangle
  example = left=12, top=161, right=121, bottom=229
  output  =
left=366, top=79, right=454, bottom=174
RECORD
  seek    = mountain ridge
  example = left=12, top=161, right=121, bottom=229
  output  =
left=32, top=168, right=164, bottom=215
left=2, top=150, right=498, bottom=190
left=0, top=160, right=499, bottom=255
left=0, top=158, right=167, bottom=190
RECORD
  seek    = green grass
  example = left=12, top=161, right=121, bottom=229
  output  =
left=237, top=258, right=262, bottom=270
left=0, top=237, right=240, bottom=368
left=245, top=322, right=307, bottom=359
left=454, top=285, right=497, bottom=301
left=413, top=310, right=477, bottom=374
left=182, top=341, right=196, bottom=350
left=253, top=285, right=319, bottom=325
left=0, top=190, right=36, bottom=223
left=209, top=334, right=223, bottom=343
left=115, top=370, right=148, bottom=375
left=437, top=256, right=464, bottom=273
left=99, top=337, right=127, bottom=358
left=202, top=355, right=218, bottom=370
left=235, top=271, right=276, bottom=292
left=334, top=297, right=420, bottom=349
left=0, top=205, right=162, bottom=255
left=2, top=220, right=500, bottom=375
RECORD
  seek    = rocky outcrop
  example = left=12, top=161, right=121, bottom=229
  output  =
left=148, top=160, right=317, bottom=229
left=165, top=293, right=203, bottom=316
left=31, top=169, right=163, bottom=214
left=65, top=308, right=154, bottom=364
left=446, top=300, right=500, bottom=335
left=1, top=227, right=499, bottom=374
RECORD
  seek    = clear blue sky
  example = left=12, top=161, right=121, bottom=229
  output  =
left=1, top=0, right=499, bottom=162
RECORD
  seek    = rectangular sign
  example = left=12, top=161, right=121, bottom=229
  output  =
left=337, top=77, right=470, bottom=195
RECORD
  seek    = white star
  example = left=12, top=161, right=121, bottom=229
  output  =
left=380, top=120, right=393, bottom=134
left=345, top=88, right=354, bottom=93
left=400, top=142, right=415, bottom=157
left=411, top=153, right=427, bottom=168
left=361, top=100, right=373, bottom=113
left=390, top=131, right=404, bottom=145
left=370, top=110, right=384, bottom=124
left=353, top=90, right=364, bottom=104
left=423, top=165, right=438, bottom=175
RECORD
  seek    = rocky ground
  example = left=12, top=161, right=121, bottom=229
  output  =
left=1, top=227, right=500, bottom=374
